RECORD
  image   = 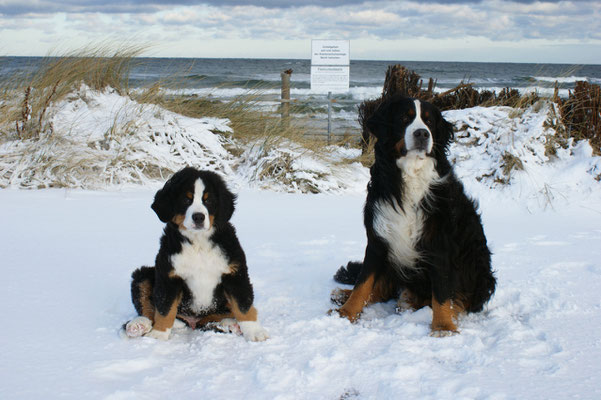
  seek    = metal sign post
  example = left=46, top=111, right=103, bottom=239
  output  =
left=310, top=40, right=350, bottom=143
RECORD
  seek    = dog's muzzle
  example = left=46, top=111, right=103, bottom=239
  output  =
left=412, top=129, right=431, bottom=151
left=192, top=212, right=206, bottom=229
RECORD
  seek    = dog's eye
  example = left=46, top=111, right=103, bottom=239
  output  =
left=183, top=197, right=192, bottom=206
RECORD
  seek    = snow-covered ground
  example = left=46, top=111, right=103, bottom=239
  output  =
left=2, top=85, right=601, bottom=398
left=3, top=86, right=599, bottom=202
left=1, top=186, right=600, bottom=399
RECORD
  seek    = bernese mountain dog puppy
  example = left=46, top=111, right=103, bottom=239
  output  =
left=124, top=167, right=269, bottom=342
left=332, top=95, right=496, bottom=336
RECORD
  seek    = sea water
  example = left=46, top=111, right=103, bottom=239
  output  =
left=2, top=56, right=600, bottom=136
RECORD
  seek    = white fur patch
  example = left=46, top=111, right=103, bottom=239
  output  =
left=405, top=100, right=433, bottom=154
left=170, top=233, right=231, bottom=313
left=146, top=328, right=171, bottom=341
left=373, top=155, right=439, bottom=274
left=183, top=179, right=211, bottom=231
left=239, top=321, right=270, bottom=342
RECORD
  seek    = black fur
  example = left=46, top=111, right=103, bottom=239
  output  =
left=335, top=95, right=496, bottom=315
left=131, top=167, right=254, bottom=327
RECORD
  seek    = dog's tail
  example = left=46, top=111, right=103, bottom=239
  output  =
left=333, top=261, right=363, bottom=285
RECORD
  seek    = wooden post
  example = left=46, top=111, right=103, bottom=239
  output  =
left=327, top=91, right=332, bottom=144
left=281, top=69, right=292, bottom=125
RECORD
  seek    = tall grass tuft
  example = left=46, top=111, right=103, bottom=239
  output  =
left=557, top=81, right=601, bottom=154
left=1, top=43, right=144, bottom=140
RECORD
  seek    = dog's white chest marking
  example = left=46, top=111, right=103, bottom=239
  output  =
left=373, top=156, right=439, bottom=273
left=170, top=235, right=230, bottom=312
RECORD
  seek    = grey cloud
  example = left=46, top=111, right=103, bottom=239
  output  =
left=2, top=0, right=596, bottom=16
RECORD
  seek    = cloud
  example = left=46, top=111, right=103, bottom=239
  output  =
left=2, top=0, right=596, bottom=16
left=0, top=0, right=599, bottom=62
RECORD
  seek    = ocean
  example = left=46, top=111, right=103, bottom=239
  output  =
left=2, top=57, right=600, bottom=136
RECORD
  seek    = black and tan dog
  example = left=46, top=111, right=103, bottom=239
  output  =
left=124, top=167, right=269, bottom=341
left=332, top=95, right=496, bottom=335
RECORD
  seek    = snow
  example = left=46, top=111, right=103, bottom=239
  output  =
left=1, top=186, right=601, bottom=399
left=1, top=85, right=601, bottom=399
left=444, top=103, right=601, bottom=210
left=0, top=85, right=368, bottom=193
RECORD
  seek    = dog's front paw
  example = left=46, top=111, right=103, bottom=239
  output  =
left=145, top=328, right=171, bottom=341
left=238, top=321, right=269, bottom=342
left=331, top=306, right=360, bottom=323
left=430, top=322, right=459, bottom=338
left=430, top=328, right=459, bottom=338
left=124, top=316, right=152, bottom=338
left=330, top=288, right=352, bottom=306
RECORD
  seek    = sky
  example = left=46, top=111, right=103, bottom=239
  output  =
left=0, top=0, right=600, bottom=64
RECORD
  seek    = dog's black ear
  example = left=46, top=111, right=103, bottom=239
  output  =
left=436, top=111, right=455, bottom=151
left=202, top=171, right=236, bottom=223
left=151, top=181, right=176, bottom=223
left=151, top=168, right=195, bottom=223
left=216, top=176, right=236, bottom=222
left=366, top=99, right=391, bottom=140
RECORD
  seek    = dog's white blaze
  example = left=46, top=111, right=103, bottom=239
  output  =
left=172, top=224, right=231, bottom=314
left=183, top=179, right=211, bottom=231
left=405, top=100, right=433, bottom=153
left=374, top=156, right=439, bottom=273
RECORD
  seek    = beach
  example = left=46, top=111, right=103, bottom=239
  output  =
left=1, top=56, right=601, bottom=399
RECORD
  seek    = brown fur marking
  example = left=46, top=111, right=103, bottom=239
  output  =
left=186, top=191, right=193, bottom=199
left=371, top=278, right=398, bottom=303
left=395, top=138, right=406, bottom=155
left=431, top=296, right=458, bottom=333
left=398, top=289, right=430, bottom=311
left=176, top=313, right=234, bottom=328
left=337, top=274, right=375, bottom=322
left=226, top=295, right=258, bottom=322
left=153, top=293, right=182, bottom=332
left=209, top=214, right=215, bottom=229
left=203, top=192, right=209, bottom=201
left=228, top=262, right=239, bottom=275
left=172, top=214, right=186, bottom=229
left=138, top=280, right=155, bottom=321
left=198, top=313, right=234, bottom=325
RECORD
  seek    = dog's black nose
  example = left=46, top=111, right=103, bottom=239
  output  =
left=413, top=129, right=430, bottom=139
left=192, top=213, right=205, bottom=225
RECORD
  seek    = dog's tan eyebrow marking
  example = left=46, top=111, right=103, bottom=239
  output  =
left=408, top=108, right=415, bottom=117
left=203, top=192, right=209, bottom=201
left=185, top=192, right=193, bottom=199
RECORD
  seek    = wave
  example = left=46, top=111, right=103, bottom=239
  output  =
left=533, top=76, right=601, bottom=84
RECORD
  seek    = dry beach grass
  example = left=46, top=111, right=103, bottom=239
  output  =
left=1, top=46, right=599, bottom=189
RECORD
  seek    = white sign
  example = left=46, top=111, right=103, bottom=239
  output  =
left=311, top=40, right=350, bottom=66
left=311, top=66, right=350, bottom=93
left=311, top=39, right=350, bottom=93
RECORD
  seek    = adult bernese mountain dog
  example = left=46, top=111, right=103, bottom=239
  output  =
left=332, top=95, right=496, bottom=336
left=124, top=167, right=269, bottom=341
